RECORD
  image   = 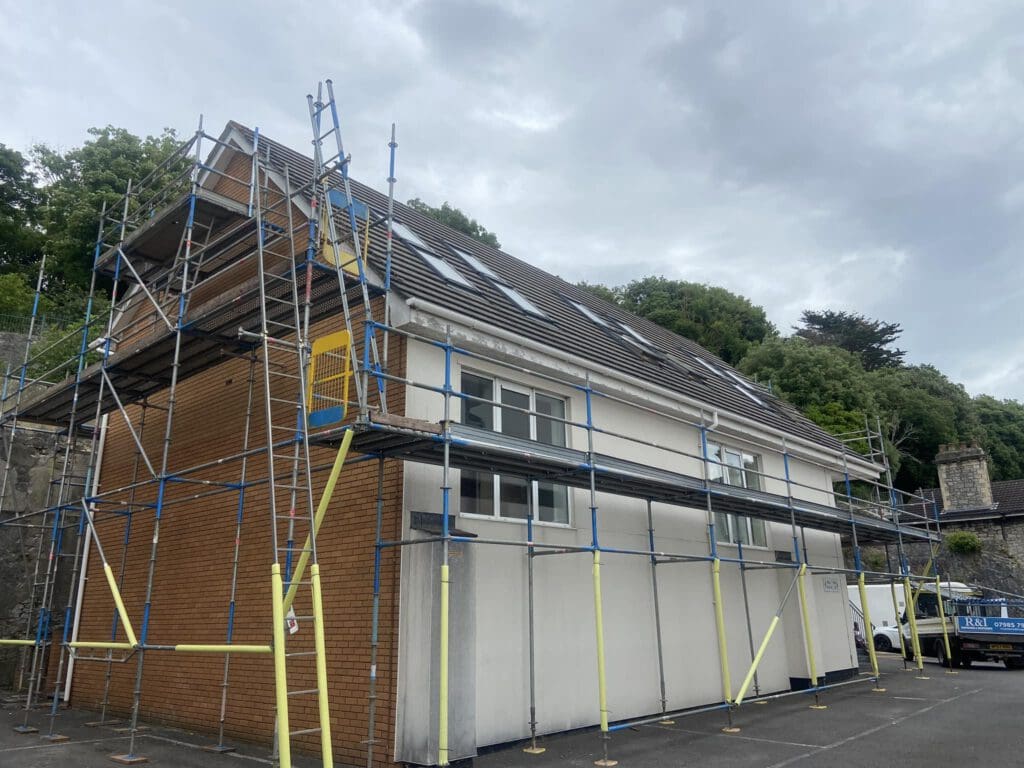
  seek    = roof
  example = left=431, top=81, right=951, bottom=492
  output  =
left=225, top=121, right=855, bottom=458
left=919, top=479, right=1024, bottom=521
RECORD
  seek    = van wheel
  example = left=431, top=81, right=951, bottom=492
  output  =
left=1005, top=658, right=1022, bottom=670
left=936, top=642, right=948, bottom=668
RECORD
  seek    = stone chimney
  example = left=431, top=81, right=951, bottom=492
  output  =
left=935, top=442, right=993, bottom=512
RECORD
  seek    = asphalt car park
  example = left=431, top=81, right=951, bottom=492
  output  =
left=3, top=654, right=1022, bottom=767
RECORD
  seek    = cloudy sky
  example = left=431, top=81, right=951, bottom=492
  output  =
left=2, top=1, right=1022, bottom=400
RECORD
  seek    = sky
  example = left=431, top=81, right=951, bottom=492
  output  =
left=2, top=0, right=1023, bottom=401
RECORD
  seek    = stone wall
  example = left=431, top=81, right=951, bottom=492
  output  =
left=0, top=330, right=29, bottom=373
left=0, top=428, right=83, bottom=688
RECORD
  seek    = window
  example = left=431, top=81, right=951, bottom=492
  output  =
left=569, top=300, right=610, bottom=327
left=460, top=372, right=569, bottom=524
left=706, top=440, right=767, bottom=547
left=391, top=221, right=430, bottom=250
left=414, top=247, right=475, bottom=289
left=452, top=247, right=500, bottom=281
left=495, top=284, right=546, bottom=318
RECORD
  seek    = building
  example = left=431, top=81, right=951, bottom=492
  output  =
left=0, top=96, right=937, bottom=767
left=912, top=443, right=1024, bottom=593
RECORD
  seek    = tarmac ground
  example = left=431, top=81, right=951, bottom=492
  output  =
left=2, top=653, right=1023, bottom=767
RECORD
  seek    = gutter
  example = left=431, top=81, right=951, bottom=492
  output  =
left=63, top=412, right=108, bottom=701
left=404, top=297, right=878, bottom=478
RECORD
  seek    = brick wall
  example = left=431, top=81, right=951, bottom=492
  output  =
left=70, top=287, right=406, bottom=767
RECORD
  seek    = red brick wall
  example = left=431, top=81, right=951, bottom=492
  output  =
left=71, top=206, right=406, bottom=766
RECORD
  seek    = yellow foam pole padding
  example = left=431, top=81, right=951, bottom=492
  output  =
left=310, top=564, right=334, bottom=768
left=857, top=573, right=879, bottom=678
left=890, top=581, right=908, bottom=658
left=282, top=430, right=354, bottom=617
left=439, top=563, right=450, bottom=766
left=903, top=576, right=924, bottom=670
left=735, top=616, right=780, bottom=705
left=711, top=558, right=732, bottom=702
left=796, top=564, right=818, bottom=686
left=592, top=551, right=611, bottom=732
left=103, top=563, right=139, bottom=648
left=173, top=644, right=272, bottom=654
left=271, top=564, right=292, bottom=768
left=935, top=575, right=954, bottom=665
left=0, top=639, right=36, bottom=646
left=68, top=641, right=134, bottom=650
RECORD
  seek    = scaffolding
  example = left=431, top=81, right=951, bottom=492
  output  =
left=0, top=82, right=994, bottom=768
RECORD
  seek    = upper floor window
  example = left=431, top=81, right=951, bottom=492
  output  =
left=707, top=440, right=767, bottom=547
left=460, top=372, right=569, bottom=524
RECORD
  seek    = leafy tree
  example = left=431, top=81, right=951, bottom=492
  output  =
left=795, top=309, right=905, bottom=371
left=869, top=365, right=978, bottom=490
left=973, top=396, right=1024, bottom=482
left=738, top=337, right=876, bottom=436
left=575, top=281, right=619, bottom=305
left=0, top=144, right=44, bottom=275
left=577, top=277, right=776, bottom=365
left=406, top=198, right=501, bottom=249
left=32, top=126, right=183, bottom=292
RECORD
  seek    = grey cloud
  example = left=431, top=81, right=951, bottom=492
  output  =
left=1, top=0, right=1022, bottom=399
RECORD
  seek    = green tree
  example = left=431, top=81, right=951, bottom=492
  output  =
left=973, top=395, right=1024, bottom=481
left=738, top=337, right=876, bottom=437
left=32, top=126, right=183, bottom=292
left=0, top=143, right=44, bottom=275
left=869, top=365, right=977, bottom=490
left=406, top=198, right=501, bottom=249
left=575, top=281, right=619, bottom=305
left=580, top=277, right=776, bottom=365
left=795, top=309, right=905, bottom=371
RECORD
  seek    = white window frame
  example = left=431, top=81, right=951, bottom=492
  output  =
left=459, top=371, right=571, bottom=527
left=707, top=440, right=768, bottom=548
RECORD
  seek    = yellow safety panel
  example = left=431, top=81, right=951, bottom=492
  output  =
left=307, top=330, right=352, bottom=426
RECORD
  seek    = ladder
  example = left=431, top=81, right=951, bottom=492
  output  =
left=248, top=132, right=334, bottom=768
left=307, top=79, right=387, bottom=418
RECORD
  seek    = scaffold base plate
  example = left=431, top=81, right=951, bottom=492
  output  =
left=203, top=744, right=236, bottom=753
left=41, top=733, right=69, bottom=743
left=109, top=754, right=149, bottom=765
left=12, top=725, right=37, bottom=734
left=522, top=746, right=546, bottom=754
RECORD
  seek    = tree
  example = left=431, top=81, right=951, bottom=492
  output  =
left=0, top=143, right=44, bottom=276
left=738, top=337, right=876, bottom=437
left=973, top=396, right=1024, bottom=482
left=607, top=277, right=776, bottom=365
left=575, top=281, right=619, bottom=305
left=795, top=309, right=905, bottom=371
left=32, top=126, right=183, bottom=293
left=870, top=365, right=978, bottom=490
left=406, top=198, right=501, bottom=249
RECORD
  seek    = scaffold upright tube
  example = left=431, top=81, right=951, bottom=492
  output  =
left=857, top=573, right=880, bottom=679
left=271, top=563, right=292, bottom=768
left=796, top=563, right=819, bottom=688
left=712, top=557, right=732, bottom=702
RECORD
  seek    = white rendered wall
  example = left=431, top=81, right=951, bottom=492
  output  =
left=397, top=336, right=860, bottom=751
